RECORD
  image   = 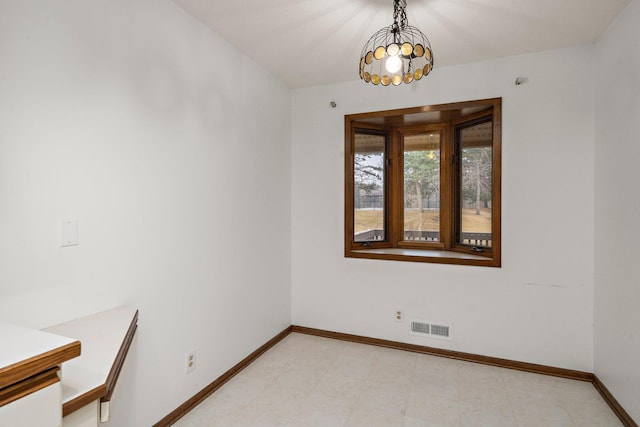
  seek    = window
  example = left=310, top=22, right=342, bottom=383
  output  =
left=345, top=98, right=501, bottom=267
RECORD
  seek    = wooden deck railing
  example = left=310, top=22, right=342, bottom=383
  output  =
left=356, top=230, right=492, bottom=247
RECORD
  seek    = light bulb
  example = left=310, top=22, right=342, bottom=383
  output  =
left=385, top=55, right=402, bottom=74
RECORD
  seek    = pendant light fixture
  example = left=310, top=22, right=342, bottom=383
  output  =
left=359, top=0, right=434, bottom=86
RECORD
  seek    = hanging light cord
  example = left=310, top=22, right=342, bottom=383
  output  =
left=392, top=0, right=408, bottom=31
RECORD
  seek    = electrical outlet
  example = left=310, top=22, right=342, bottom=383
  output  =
left=394, top=309, right=404, bottom=323
left=185, top=351, right=196, bottom=374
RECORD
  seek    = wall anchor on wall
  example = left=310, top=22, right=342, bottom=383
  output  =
left=329, top=101, right=337, bottom=108
left=515, top=76, right=528, bottom=86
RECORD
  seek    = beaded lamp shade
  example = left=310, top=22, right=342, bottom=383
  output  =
left=359, top=0, right=434, bottom=86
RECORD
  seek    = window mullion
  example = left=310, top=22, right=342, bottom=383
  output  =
left=388, top=128, right=403, bottom=248
left=440, top=125, right=454, bottom=250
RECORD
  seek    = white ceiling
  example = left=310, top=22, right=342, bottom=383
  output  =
left=172, top=0, right=629, bottom=89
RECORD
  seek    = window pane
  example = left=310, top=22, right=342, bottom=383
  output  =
left=403, top=132, right=440, bottom=242
left=354, top=132, right=385, bottom=242
left=459, top=121, right=492, bottom=247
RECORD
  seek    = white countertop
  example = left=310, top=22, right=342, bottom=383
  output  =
left=42, top=306, right=138, bottom=404
left=0, top=321, right=77, bottom=374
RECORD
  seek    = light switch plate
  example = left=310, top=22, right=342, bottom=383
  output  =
left=61, top=218, right=78, bottom=247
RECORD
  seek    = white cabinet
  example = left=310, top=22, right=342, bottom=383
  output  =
left=62, top=400, right=99, bottom=427
left=0, top=382, right=62, bottom=427
left=1, top=307, right=137, bottom=427
left=0, top=321, right=80, bottom=427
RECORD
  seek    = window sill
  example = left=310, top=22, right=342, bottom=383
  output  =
left=348, top=248, right=499, bottom=267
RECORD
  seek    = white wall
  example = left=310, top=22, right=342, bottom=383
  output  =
left=0, top=1, right=291, bottom=425
left=291, top=46, right=596, bottom=371
left=594, top=0, right=640, bottom=422
left=4, top=0, right=636, bottom=422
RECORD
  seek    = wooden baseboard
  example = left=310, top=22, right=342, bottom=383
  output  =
left=292, top=325, right=593, bottom=381
left=153, top=325, right=293, bottom=427
left=294, top=326, right=637, bottom=426
left=593, top=375, right=638, bottom=427
left=153, top=324, right=637, bottom=427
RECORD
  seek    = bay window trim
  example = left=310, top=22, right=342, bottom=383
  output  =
left=345, top=98, right=502, bottom=267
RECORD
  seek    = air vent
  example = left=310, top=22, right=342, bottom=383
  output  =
left=410, top=320, right=453, bottom=341
left=411, top=321, right=430, bottom=335
left=430, top=324, right=450, bottom=337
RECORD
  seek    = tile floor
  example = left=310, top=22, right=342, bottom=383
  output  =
left=174, top=333, right=622, bottom=427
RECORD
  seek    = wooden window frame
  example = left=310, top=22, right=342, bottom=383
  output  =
left=344, top=98, right=502, bottom=267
